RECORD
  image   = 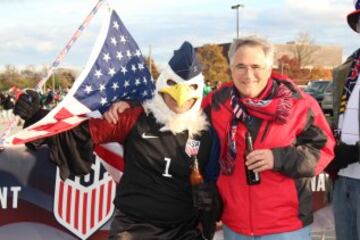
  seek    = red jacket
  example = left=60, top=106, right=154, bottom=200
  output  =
left=202, top=77, right=335, bottom=236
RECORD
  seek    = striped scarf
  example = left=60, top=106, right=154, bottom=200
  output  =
left=220, top=79, right=294, bottom=175
left=339, top=49, right=360, bottom=114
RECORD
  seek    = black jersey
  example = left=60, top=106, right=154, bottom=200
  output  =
left=89, top=107, right=216, bottom=226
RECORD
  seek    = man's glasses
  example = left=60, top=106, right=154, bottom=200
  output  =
left=233, top=64, right=267, bottom=75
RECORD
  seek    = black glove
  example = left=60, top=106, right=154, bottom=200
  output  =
left=14, top=89, right=41, bottom=120
left=325, top=141, right=359, bottom=174
left=193, top=182, right=223, bottom=240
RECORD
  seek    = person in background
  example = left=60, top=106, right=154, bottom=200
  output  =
left=203, top=80, right=213, bottom=96
left=325, top=1, right=360, bottom=239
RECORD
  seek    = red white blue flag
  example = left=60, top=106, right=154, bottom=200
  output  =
left=8, top=9, right=154, bottom=146
left=6, top=8, right=154, bottom=239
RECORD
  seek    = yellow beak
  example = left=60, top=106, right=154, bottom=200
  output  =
left=159, top=84, right=198, bottom=107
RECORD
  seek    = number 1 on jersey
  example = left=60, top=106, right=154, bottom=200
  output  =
left=162, top=157, right=173, bottom=178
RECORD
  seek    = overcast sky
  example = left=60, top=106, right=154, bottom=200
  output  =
left=0, top=0, right=357, bottom=70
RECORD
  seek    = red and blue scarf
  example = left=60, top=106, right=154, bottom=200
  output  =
left=220, top=78, right=295, bottom=175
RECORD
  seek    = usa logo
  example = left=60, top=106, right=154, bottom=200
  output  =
left=53, top=157, right=116, bottom=239
left=185, top=139, right=201, bottom=157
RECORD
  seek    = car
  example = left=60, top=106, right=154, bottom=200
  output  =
left=321, top=81, right=334, bottom=116
left=303, top=80, right=331, bottom=103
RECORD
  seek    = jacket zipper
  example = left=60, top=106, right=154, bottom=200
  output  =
left=260, top=121, right=270, bottom=143
left=248, top=183, right=254, bottom=235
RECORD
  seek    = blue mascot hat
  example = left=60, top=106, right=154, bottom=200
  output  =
left=348, top=0, right=360, bottom=32
left=168, top=41, right=202, bottom=80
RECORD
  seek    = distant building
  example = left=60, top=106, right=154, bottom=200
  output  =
left=275, top=42, right=342, bottom=69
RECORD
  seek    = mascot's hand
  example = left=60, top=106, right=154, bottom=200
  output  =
left=14, top=89, right=41, bottom=120
left=194, top=182, right=223, bottom=240
left=103, top=101, right=130, bottom=124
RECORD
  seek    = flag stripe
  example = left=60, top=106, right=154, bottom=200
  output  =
left=54, top=107, right=75, bottom=120
left=91, top=188, right=96, bottom=228
left=58, top=181, right=64, bottom=218
left=95, top=145, right=124, bottom=171
left=66, top=186, right=72, bottom=223
left=107, top=181, right=113, bottom=213
left=74, top=189, right=80, bottom=230
left=82, top=192, right=88, bottom=234
left=98, top=184, right=104, bottom=221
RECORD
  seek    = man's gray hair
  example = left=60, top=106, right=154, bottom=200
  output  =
left=228, top=36, right=274, bottom=68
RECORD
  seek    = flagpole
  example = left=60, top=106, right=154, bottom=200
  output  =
left=148, top=45, right=152, bottom=76
left=36, top=0, right=107, bottom=90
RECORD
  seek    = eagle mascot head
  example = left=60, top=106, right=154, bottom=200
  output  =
left=143, top=41, right=208, bottom=137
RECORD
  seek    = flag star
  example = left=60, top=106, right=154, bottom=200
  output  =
left=99, top=83, right=106, bottom=92
left=142, top=91, right=148, bottom=97
left=111, top=82, right=119, bottom=91
left=100, top=97, right=108, bottom=106
left=135, top=49, right=141, bottom=57
left=112, top=96, right=118, bottom=102
left=126, top=50, right=132, bottom=58
left=132, top=89, right=136, bottom=93
left=193, top=66, right=198, bottom=72
left=124, top=80, right=130, bottom=88
left=135, top=78, right=141, bottom=86
left=143, top=77, right=147, bottom=84
left=112, top=21, right=119, bottom=30
left=84, top=85, right=93, bottom=94
left=108, top=67, right=116, bottom=77
left=120, top=66, right=128, bottom=75
left=116, top=51, right=123, bottom=61
left=131, top=65, right=137, bottom=72
left=111, top=37, right=117, bottom=46
left=94, top=69, right=103, bottom=79
left=120, top=35, right=126, bottom=43
left=103, top=53, right=111, bottom=62
left=138, top=63, right=144, bottom=70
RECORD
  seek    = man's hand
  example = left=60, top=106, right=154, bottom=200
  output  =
left=13, top=89, right=41, bottom=120
left=103, top=101, right=130, bottom=124
left=246, top=149, right=274, bottom=173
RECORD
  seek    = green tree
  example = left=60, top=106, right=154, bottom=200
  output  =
left=196, top=44, right=231, bottom=85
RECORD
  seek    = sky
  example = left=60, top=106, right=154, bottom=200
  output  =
left=0, top=0, right=357, bottom=71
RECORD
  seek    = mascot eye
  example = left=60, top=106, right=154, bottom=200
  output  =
left=166, top=79, right=177, bottom=86
left=189, top=84, right=198, bottom=90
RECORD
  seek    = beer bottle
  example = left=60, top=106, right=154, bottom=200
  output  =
left=245, top=132, right=260, bottom=185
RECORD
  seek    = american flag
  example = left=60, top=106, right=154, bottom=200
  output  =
left=7, top=9, right=154, bottom=181
left=8, top=9, right=154, bottom=146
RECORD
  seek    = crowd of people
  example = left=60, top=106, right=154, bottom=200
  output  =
left=0, top=88, right=68, bottom=123
left=4, top=1, right=360, bottom=240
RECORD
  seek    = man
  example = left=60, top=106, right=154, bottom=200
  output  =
left=202, top=36, right=335, bottom=239
left=105, top=36, right=335, bottom=239
left=14, top=42, right=220, bottom=240
left=324, top=1, right=360, bottom=239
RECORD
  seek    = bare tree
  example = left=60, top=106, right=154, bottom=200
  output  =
left=290, top=32, right=319, bottom=68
